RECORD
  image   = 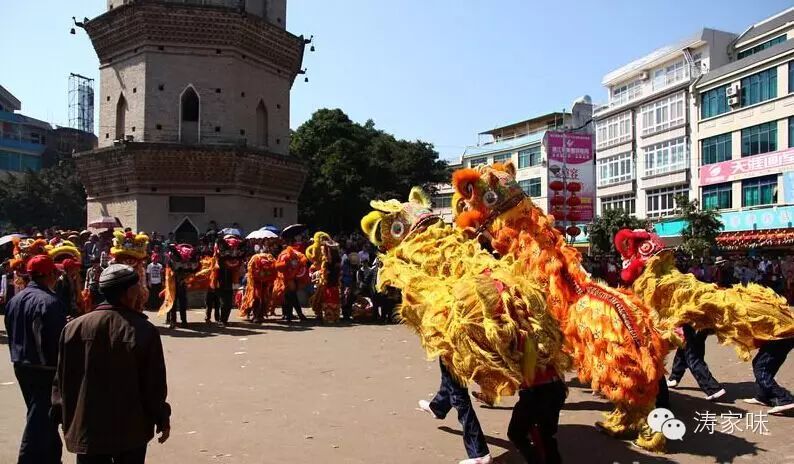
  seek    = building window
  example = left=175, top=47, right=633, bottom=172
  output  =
left=256, top=100, right=268, bottom=147
left=701, top=133, right=732, bottom=165
left=640, top=92, right=685, bottom=136
left=518, top=146, right=541, bottom=169
left=493, top=153, right=511, bottom=164
left=737, top=35, right=787, bottom=59
left=115, top=94, right=127, bottom=140
left=790, top=61, right=794, bottom=93
left=519, top=178, right=541, bottom=197
left=273, top=207, right=285, bottom=218
left=169, top=196, right=205, bottom=213
left=597, top=152, right=633, bottom=187
left=644, top=137, right=688, bottom=177
left=741, top=121, right=777, bottom=157
left=180, top=86, right=200, bottom=144
left=742, top=175, right=777, bottom=207
left=469, top=157, right=488, bottom=168
left=596, top=111, right=632, bottom=149
left=646, top=184, right=689, bottom=218
left=0, top=152, right=22, bottom=171
left=701, top=85, right=729, bottom=119
left=741, top=67, right=777, bottom=107
left=601, top=193, right=636, bottom=215
left=652, top=60, right=688, bottom=91
left=434, top=194, right=452, bottom=209
left=702, top=183, right=732, bottom=210
left=790, top=118, right=794, bottom=148
left=610, top=79, right=642, bottom=106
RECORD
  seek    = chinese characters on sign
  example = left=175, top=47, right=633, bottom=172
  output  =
left=544, top=132, right=595, bottom=224
left=693, top=410, right=769, bottom=436
left=699, top=147, right=794, bottom=186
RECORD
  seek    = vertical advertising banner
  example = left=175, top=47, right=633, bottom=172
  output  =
left=544, top=131, right=595, bottom=223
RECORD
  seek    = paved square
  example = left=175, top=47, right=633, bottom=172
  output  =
left=1, top=309, right=792, bottom=463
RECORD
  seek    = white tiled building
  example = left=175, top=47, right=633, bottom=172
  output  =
left=594, top=29, right=736, bottom=219
left=688, top=8, right=794, bottom=247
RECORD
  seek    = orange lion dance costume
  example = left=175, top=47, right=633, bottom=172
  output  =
left=9, top=238, right=48, bottom=292
left=452, top=161, right=668, bottom=451
left=272, top=246, right=310, bottom=316
left=110, top=230, right=150, bottom=311
left=305, top=231, right=342, bottom=323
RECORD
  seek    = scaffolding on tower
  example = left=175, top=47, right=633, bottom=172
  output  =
left=68, top=73, right=95, bottom=134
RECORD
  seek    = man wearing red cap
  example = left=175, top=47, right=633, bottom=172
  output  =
left=4, top=255, right=67, bottom=464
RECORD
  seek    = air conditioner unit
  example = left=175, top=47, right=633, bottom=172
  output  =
left=639, top=71, right=649, bottom=80
left=728, top=96, right=739, bottom=106
left=726, top=85, right=738, bottom=97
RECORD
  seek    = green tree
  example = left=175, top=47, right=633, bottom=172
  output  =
left=676, top=194, right=722, bottom=258
left=291, top=109, right=449, bottom=233
left=0, top=158, right=86, bottom=231
left=588, top=208, right=649, bottom=257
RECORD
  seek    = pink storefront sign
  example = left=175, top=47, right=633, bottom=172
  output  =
left=700, top=147, right=794, bottom=186
left=544, top=132, right=595, bottom=222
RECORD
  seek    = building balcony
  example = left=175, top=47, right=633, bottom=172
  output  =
left=0, top=135, right=47, bottom=155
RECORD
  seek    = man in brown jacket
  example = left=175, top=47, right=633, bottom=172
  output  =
left=52, top=263, right=171, bottom=464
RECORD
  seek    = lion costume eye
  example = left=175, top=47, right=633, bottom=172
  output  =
left=483, top=190, right=499, bottom=207
left=390, top=221, right=406, bottom=238
left=455, top=198, right=467, bottom=213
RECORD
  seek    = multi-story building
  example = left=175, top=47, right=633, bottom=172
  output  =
left=75, top=0, right=307, bottom=239
left=460, top=97, right=594, bottom=216
left=691, top=8, right=794, bottom=249
left=430, top=161, right=461, bottom=224
left=0, top=85, right=50, bottom=175
left=594, top=29, right=736, bottom=220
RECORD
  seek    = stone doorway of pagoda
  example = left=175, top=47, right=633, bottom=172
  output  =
left=173, top=217, right=199, bottom=245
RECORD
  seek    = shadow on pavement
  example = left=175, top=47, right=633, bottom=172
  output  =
left=158, top=321, right=313, bottom=338
left=562, top=399, right=612, bottom=412
left=437, top=425, right=521, bottom=463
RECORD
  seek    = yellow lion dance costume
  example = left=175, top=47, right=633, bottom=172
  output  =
left=361, top=187, right=570, bottom=405
left=452, top=162, right=668, bottom=451
left=306, top=232, right=342, bottom=323
left=110, top=230, right=150, bottom=311
left=616, top=228, right=794, bottom=360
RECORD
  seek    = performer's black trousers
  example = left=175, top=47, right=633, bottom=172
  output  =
left=753, top=337, right=794, bottom=406
left=508, top=380, right=566, bottom=464
left=428, top=360, right=489, bottom=459
left=669, top=325, right=722, bottom=396
left=205, top=290, right=220, bottom=321
left=169, top=283, right=188, bottom=324
left=282, top=290, right=305, bottom=321
left=218, top=289, right=234, bottom=323
left=77, top=445, right=146, bottom=464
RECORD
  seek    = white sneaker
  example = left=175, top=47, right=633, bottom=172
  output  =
left=742, top=397, right=771, bottom=406
left=769, top=402, right=794, bottom=415
left=666, top=379, right=678, bottom=388
left=706, top=388, right=726, bottom=401
left=417, top=400, right=440, bottom=419
left=459, top=454, right=492, bottom=464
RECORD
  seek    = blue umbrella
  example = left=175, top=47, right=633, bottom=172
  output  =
left=220, top=228, right=243, bottom=237
left=261, top=225, right=281, bottom=234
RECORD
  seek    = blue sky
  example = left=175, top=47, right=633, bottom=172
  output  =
left=4, top=0, right=793, bottom=160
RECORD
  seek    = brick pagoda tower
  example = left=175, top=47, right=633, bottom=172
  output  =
left=76, top=0, right=307, bottom=241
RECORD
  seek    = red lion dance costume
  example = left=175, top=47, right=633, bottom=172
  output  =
left=159, top=243, right=202, bottom=317
left=306, top=231, right=342, bottom=323
left=452, top=161, right=668, bottom=451
left=615, top=228, right=794, bottom=360
left=47, top=238, right=88, bottom=315
left=239, top=253, right=278, bottom=323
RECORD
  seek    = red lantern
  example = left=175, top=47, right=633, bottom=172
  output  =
left=550, top=195, right=566, bottom=206
left=566, top=182, right=582, bottom=192
left=549, top=180, right=565, bottom=191
left=566, top=225, right=581, bottom=237
left=567, top=211, right=581, bottom=222
left=566, top=196, right=581, bottom=207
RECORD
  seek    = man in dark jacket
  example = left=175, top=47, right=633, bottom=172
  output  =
left=52, top=263, right=171, bottom=464
left=4, top=255, right=67, bottom=464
